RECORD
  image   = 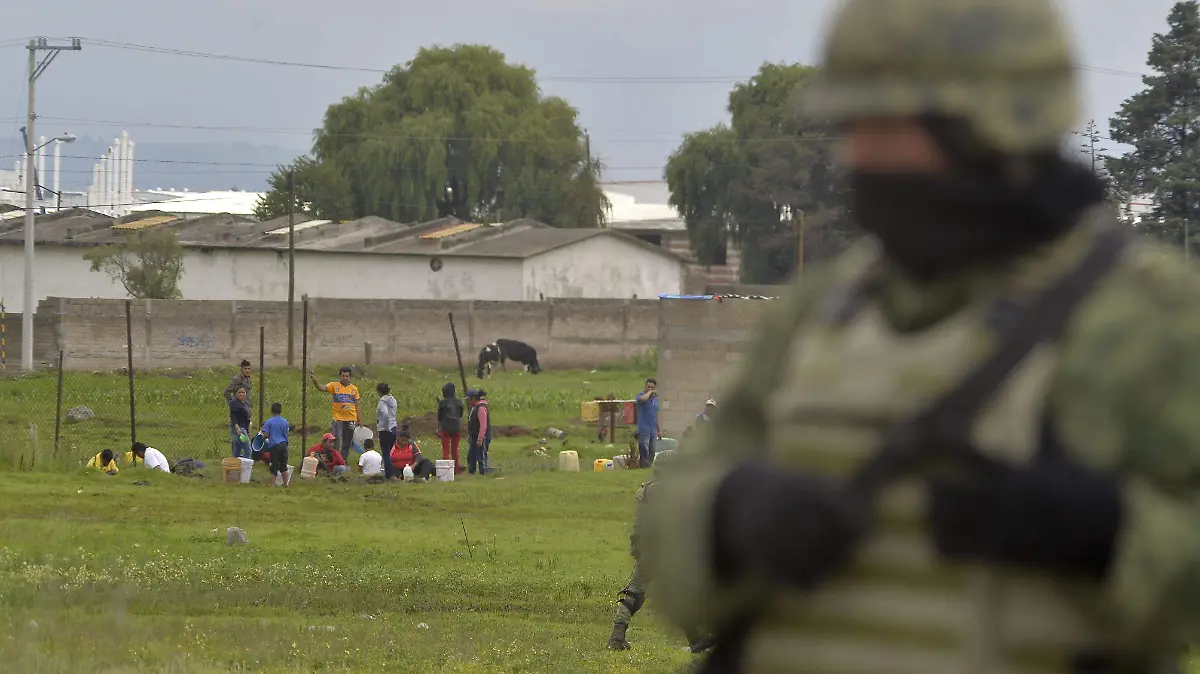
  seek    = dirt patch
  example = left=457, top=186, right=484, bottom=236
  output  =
left=398, top=412, right=530, bottom=437
left=493, top=425, right=530, bottom=437
left=401, top=412, right=440, bottom=436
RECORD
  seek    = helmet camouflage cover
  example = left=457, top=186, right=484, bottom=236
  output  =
left=802, top=0, right=1080, bottom=153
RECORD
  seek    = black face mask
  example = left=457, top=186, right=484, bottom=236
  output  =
left=848, top=158, right=1106, bottom=282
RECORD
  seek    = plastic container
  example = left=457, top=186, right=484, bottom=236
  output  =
left=352, top=425, right=373, bottom=453
left=221, top=458, right=241, bottom=483
left=613, top=455, right=628, bottom=470
left=300, top=455, right=319, bottom=479
left=657, top=437, right=679, bottom=453
left=435, top=459, right=456, bottom=482
left=580, top=401, right=599, bottom=422
left=593, top=458, right=608, bottom=472
left=403, top=465, right=415, bottom=481
left=238, top=457, right=254, bottom=483
left=558, top=450, right=579, bottom=472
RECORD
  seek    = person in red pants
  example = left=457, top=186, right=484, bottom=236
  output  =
left=437, top=382, right=465, bottom=473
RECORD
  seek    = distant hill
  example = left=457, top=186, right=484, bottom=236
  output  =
left=0, top=137, right=305, bottom=193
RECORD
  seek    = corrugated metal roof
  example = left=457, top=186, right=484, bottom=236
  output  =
left=265, top=219, right=330, bottom=236
left=112, top=215, right=179, bottom=230
left=447, top=227, right=604, bottom=257
left=420, top=222, right=482, bottom=240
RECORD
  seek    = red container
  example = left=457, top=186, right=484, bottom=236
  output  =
left=623, top=402, right=637, bottom=425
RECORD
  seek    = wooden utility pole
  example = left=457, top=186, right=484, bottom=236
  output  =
left=794, top=209, right=806, bottom=278
left=286, top=170, right=296, bottom=365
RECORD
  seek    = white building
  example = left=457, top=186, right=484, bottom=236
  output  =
left=0, top=210, right=684, bottom=313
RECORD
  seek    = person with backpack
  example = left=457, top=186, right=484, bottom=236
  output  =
left=437, top=383, right=464, bottom=473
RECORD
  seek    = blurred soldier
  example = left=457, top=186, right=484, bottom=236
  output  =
left=643, top=0, right=1200, bottom=672
left=607, top=448, right=713, bottom=654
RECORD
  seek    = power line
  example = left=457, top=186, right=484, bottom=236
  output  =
left=81, top=38, right=1154, bottom=82
left=86, top=39, right=747, bottom=84
left=0, top=115, right=843, bottom=144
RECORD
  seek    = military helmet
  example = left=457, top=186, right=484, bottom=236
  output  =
left=802, top=0, right=1080, bottom=154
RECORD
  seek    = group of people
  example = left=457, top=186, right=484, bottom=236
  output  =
left=221, top=363, right=499, bottom=485
left=86, top=442, right=173, bottom=475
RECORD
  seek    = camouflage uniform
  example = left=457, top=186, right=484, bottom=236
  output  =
left=608, top=454, right=712, bottom=653
left=643, top=1, right=1200, bottom=673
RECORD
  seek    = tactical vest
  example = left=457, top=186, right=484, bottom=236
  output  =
left=743, top=217, right=1131, bottom=674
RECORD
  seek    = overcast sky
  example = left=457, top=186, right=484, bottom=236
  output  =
left=0, top=0, right=1183, bottom=190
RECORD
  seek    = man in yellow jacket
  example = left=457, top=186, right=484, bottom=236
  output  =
left=86, top=449, right=119, bottom=475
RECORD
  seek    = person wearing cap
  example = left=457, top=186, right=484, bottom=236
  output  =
left=695, top=399, right=715, bottom=424
left=464, top=388, right=492, bottom=475
left=308, top=432, right=348, bottom=477
left=642, top=0, right=1200, bottom=671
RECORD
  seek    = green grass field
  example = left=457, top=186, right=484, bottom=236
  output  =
left=0, top=363, right=697, bottom=673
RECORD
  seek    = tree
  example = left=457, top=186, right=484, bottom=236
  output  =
left=84, top=228, right=186, bottom=299
left=255, top=45, right=608, bottom=227
left=1107, top=1, right=1200, bottom=251
left=665, top=63, right=856, bottom=283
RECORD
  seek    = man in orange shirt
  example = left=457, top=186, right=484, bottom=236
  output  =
left=310, top=366, right=362, bottom=458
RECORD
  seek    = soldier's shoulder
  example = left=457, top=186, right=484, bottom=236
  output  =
left=1088, top=237, right=1200, bottom=319
left=1063, top=236, right=1200, bottom=378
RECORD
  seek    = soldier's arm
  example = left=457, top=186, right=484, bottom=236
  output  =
left=643, top=265, right=841, bottom=632
left=1050, top=251, right=1200, bottom=656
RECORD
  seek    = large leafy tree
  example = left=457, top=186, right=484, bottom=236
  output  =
left=256, top=45, right=608, bottom=227
left=1108, top=1, right=1200, bottom=251
left=665, top=63, right=855, bottom=283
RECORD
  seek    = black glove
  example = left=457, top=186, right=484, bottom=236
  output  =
left=712, top=461, right=868, bottom=589
left=927, top=452, right=1122, bottom=579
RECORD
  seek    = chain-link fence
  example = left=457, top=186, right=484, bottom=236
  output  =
left=0, top=307, right=616, bottom=473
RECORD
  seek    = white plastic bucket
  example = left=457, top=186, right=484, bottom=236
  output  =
left=435, top=459, right=455, bottom=482
left=238, top=458, right=254, bottom=484
left=352, top=425, right=373, bottom=453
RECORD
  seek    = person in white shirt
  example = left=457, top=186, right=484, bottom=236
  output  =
left=358, top=438, right=384, bottom=477
left=132, top=442, right=171, bottom=473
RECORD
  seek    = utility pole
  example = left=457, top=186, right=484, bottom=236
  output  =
left=794, top=208, right=806, bottom=278
left=286, top=170, right=296, bottom=366
left=23, top=37, right=81, bottom=372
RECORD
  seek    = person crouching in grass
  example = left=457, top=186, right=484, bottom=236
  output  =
left=309, top=433, right=349, bottom=478
left=87, top=449, right=119, bottom=475
left=390, top=427, right=435, bottom=481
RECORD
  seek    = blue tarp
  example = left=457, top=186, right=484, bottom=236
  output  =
left=658, top=294, right=714, bottom=300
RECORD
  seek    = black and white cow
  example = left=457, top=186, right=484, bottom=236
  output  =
left=496, top=338, right=542, bottom=374
left=476, top=343, right=501, bottom=379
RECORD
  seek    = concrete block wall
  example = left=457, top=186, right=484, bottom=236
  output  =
left=33, top=297, right=662, bottom=372
left=655, top=298, right=772, bottom=435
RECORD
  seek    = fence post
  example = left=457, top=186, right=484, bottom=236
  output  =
left=448, top=313, right=467, bottom=395
left=258, top=326, right=265, bottom=429
left=54, top=350, right=64, bottom=455
left=363, top=341, right=372, bottom=377
left=301, top=296, right=309, bottom=451
left=125, top=300, right=136, bottom=446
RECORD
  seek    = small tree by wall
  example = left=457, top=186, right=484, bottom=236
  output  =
left=83, top=228, right=186, bottom=299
